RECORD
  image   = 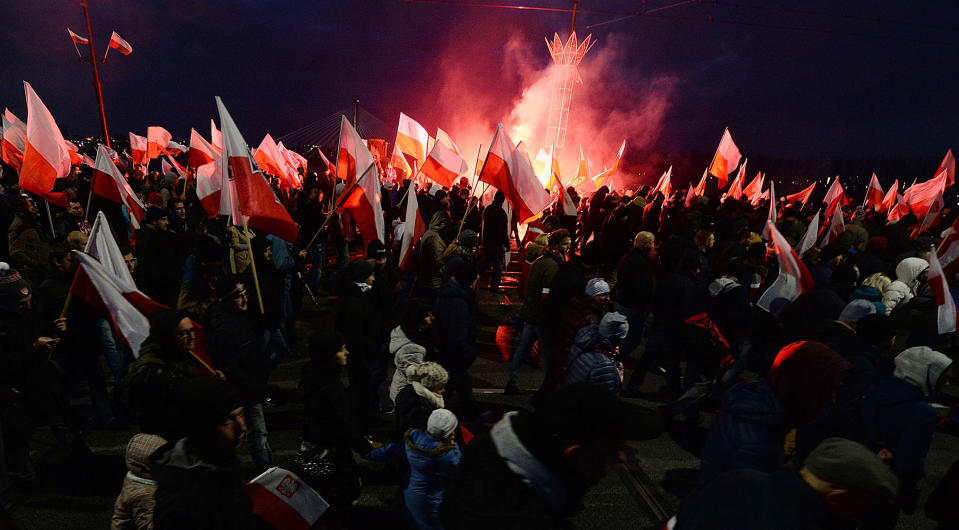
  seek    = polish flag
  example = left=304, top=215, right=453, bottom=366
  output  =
left=107, top=31, right=133, bottom=55
left=652, top=166, right=672, bottom=199
left=166, top=140, right=187, bottom=157
left=216, top=97, right=298, bottom=243
left=92, top=145, right=146, bottom=228
left=282, top=143, right=307, bottom=171
left=822, top=177, right=850, bottom=220
left=248, top=468, right=328, bottom=530
left=335, top=115, right=384, bottom=246
left=2, top=109, right=26, bottom=171
left=904, top=170, right=947, bottom=218
left=81, top=152, right=95, bottom=167
left=161, top=155, right=185, bottom=179
left=886, top=194, right=909, bottom=224
left=743, top=171, right=764, bottom=203
left=70, top=213, right=164, bottom=355
left=683, top=183, right=696, bottom=208
left=862, top=173, right=884, bottom=211
left=757, top=221, right=815, bottom=316
left=146, top=126, right=172, bottom=159
left=724, top=158, right=747, bottom=202
left=880, top=179, right=898, bottom=214
left=67, top=28, right=89, bottom=45
left=785, top=182, right=816, bottom=206
left=478, top=124, right=551, bottom=224
left=390, top=143, right=412, bottom=182
left=188, top=128, right=219, bottom=169
left=253, top=134, right=292, bottom=187
left=795, top=211, right=820, bottom=257
left=195, top=156, right=223, bottom=217
left=398, top=180, right=426, bottom=273
left=395, top=112, right=429, bottom=168
left=707, top=128, right=742, bottom=188
left=761, top=181, right=777, bottom=240
left=927, top=245, right=957, bottom=334
left=910, top=192, right=944, bottom=240
left=937, top=217, right=959, bottom=281
left=210, top=120, right=222, bottom=150
left=595, top=140, right=626, bottom=191
left=63, top=139, right=82, bottom=166
left=21, top=82, right=70, bottom=207
left=129, top=132, right=147, bottom=164
left=420, top=128, right=467, bottom=188
left=277, top=142, right=305, bottom=188
left=820, top=206, right=845, bottom=248
left=936, top=149, right=955, bottom=188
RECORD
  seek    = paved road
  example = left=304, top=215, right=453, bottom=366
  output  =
left=6, top=259, right=956, bottom=529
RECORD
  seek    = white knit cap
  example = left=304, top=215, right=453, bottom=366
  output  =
left=427, top=408, right=458, bottom=439
left=598, top=311, right=629, bottom=340
left=585, top=278, right=610, bottom=297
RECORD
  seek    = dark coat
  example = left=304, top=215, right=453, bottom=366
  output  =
left=135, top=227, right=180, bottom=305
left=482, top=200, right=508, bottom=251
left=205, top=303, right=268, bottom=402
left=611, top=247, right=653, bottom=310
left=433, top=278, right=477, bottom=374
left=565, top=325, right=621, bottom=394
left=298, top=360, right=366, bottom=457
left=395, top=384, right=440, bottom=435
left=335, top=282, right=381, bottom=372
left=520, top=249, right=563, bottom=325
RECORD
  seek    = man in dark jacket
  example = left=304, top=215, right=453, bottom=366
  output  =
left=434, top=257, right=478, bottom=419
left=612, top=231, right=655, bottom=362
left=205, top=276, right=272, bottom=472
left=480, top=190, right=509, bottom=293
left=441, top=384, right=656, bottom=529
left=135, top=207, right=180, bottom=306
left=336, top=258, right=382, bottom=432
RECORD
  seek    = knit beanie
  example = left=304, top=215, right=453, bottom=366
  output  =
left=585, top=278, right=610, bottom=297
left=347, top=258, right=375, bottom=284
left=427, top=409, right=458, bottom=439
left=406, top=361, right=449, bottom=391
left=145, top=206, right=168, bottom=224
left=598, top=312, right=629, bottom=340
left=0, top=262, right=30, bottom=304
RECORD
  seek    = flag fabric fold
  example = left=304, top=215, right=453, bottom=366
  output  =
left=477, top=124, right=551, bottom=224
left=707, top=128, right=742, bottom=188
left=92, top=144, right=146, bottom=228
left=904, top=170, right=947, bottom=218
left=724, top=158, right=747, bottom=202
left=2, top=109, right=26, bottom=171
left=419, top=128, right=467, bottom=188
left=253, top=134, right=292, bottom=187
left=335, top=115, right=384, bottom=246
left=937, top=149, right=955, bottom=188
left=398, top=180, right=426, bottom=272
left=761, top=181, right=777, bottom=241
left=395, top=113, right=429, bottom=169
left=248, top=468, right=328, bottom=530
left=863, top=173, right=884, bottom=211
left=21, top=82, right=70, bottom=207
left=129, top=132, right=147, bottom=165
left=823, top=177, right=850, bottom=220
left=795, top=211, right=820, bottom=257
left=785, top=182, right=816, bottom=206
left=107, top=31, right=133, bottom=55
left=68, top=28, right=89, bottom=45
left=880, top=180, right=899, bottom=214
left=757, top=221, right=815, bottom=316
left=146, top=126, right=172, bottom=159
left=927, top=245, right=957, bottom=334
left=188, top=128, right=220, bottom=169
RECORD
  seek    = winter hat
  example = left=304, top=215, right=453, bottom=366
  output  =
left=585, top=278, right=610, bottom=297
left=427, top=409, right=459, bottom=439
left=366, top=238, right=387, bottom=259
left=145, top=206, right=168, bottom=224
left=347, top=258, right=375, bottom=284
left=177, top=377, right=244, bottom=437
left=146, top=192, right=164, bottom=207
left=838, top=299, right=876, bottom=324
left=457, top=229, right=479, bottom=248
left=406, top=361, right=448, bottom=391
left=125, top=433, right=167, bottom=479
left=0, top=263, right=30, bottom=304
left=334, top=182, right=346, bottom=195
left=893, top=346, right=953, bottom=396
left=598, top=312, right=629, bottom=340
left=804, top=437, right=898, bottom=503
left=767, top=341, right=852, bottom=423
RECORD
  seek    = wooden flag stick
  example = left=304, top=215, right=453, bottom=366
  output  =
left=241, top=217, right=265, bottom=314
left=189, top=349, right=218, bottom=376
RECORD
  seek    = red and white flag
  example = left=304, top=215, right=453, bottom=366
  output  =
left=904, top=170, right=947, bottom=218
left=129, top=132, right=147, bottom=165
left=757, top=221, right=815, bottom=316
left=248, top=468, right=328, bottom=530
left=2, top=108, right=26, bottom=171
left=335, top=115, right=384, bottom=246
left=820, top=205, right=845, bottom=248
left=21, top=82, right=70, bottom=207
left=927, top=245, right=957, bottom=334
left=253, top=134, right=292, bottom=187
left=107, top=31, right=133, bottom=55
left=651, top=166, right=672, bottom=199
left=146, top=126, right=172, bottom=159
left=477, top=123, right=551, bottom=224
left=210, top=119, right=222, bottom=150
left=398, top=180, right=426, bottom=273
left=419, top=128, right=467, bottom=187
left=880, top=179, right=898, bottom=214
left=911, top=192, right=944, bottom=240
left=216, top=97, right=298, bottom=243
left=188, top=128, right=220, bottom=169
left=822, top=177, right=850, bottom=220
left=70, top=212, right=164, bottom=355
left=936, top=149, right=955, bottom=188
left=796, top=211, right=820, bottom=257
left=743, top=171, right=764, bottom=203
left=724, top=158, right=747, bottom=202
left=395, top=112, right=429, bottom=169
left=683, top=183, right=696, bottom=208
left=161, top=155, right=186, bottom=179
left=692, top=168, right=708, bottom=198
left=761, top=181, right=777, bottom=240
left=863, top=173, right=884, bottom=211
left=166, top=140, right=187, bottom=157
left=785, top=182, right=816, bottom=206
left=707, top=128, right=742, bottom=188
left=67, top=28, right=89, bottom=45
left=92, top=144, right=145, bottom=228
left=390, top=143, right=412, bottom=182
left=937, top=217, right=959, bottom=281
left=195, top=155, right=223, bottom=218
left=887, top=193, right=909, bottom=224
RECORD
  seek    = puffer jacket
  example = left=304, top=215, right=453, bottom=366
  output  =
left=419, top=212, right=451, bottom=290
left=112, top=434, right=168, bottom=529
left=883, top=257, right=929, bottom=314
left=565, top=324, right=622, bottom=394
left=388, top=326, right=427, bottom=403
left=404, top=428, right=463, bottom=530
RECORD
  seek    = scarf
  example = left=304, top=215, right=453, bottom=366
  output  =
left=353, top=282, right=372, bottom=293
left=411, top=381, right=445, bottom=409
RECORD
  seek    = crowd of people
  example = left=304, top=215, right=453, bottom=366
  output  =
left=2, top=153, right=959, bottom=529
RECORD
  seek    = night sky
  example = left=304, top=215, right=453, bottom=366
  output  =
left=1, top=1, right=957, bottom=182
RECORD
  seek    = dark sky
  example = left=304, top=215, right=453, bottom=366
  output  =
left=1, top=0, right=957, bottom=167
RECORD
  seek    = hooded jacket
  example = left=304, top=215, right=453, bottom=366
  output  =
left=419, top=211, right=451, bottom=290
left=883, top=257, right=928, bottom=314
left=565, top=324, right=621, bottom=394
left=404, top=428, right=462, bottom=530
left=111, top=434, right=167, bottom=529
left=388, top=326, right=427, bottom=403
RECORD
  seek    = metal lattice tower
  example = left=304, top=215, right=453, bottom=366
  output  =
left=544, top=32, right=594, bottom=151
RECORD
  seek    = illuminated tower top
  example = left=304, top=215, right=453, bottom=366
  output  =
left=544, top=32, right=595, bottom=151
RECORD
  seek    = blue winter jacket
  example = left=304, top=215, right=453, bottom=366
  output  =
left=700, top=380, right=789, bottom=484
left=565, top=324, right=621, bottom=394
left=404, top=429, right=462, bottom=530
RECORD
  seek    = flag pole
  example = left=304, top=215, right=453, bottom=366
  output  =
left=80, top=0, right=111, bottom=148
left=241, top=216, right=265, bottom=314
left=454, top=143, right=487, bottom=240
left=44, top=200, right=56, bottom=237
left=304, top=164, right=372, bottom=249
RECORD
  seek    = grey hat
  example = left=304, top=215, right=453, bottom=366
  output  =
left=598, top=311, right=629, bottom=340
left=804, top=437, right=899, bottom=502
left=585, top=278, right=610, bottom=297
left=427, top=409, right=458, bottom=439
left=839, top=299, right=876, bottom=323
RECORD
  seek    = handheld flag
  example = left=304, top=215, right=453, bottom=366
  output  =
left=106, top=31, right=133, bottom=56
left=92, top=145, right=146, bottom=228
left=21, top=82, right=70, bottom=207
left=707, top=128, right=741, bottom=188
left=398, top=180, right=426, bottom=272
left=757, top=221, right=815, bottom=316
left=477, top=124, right=551, bottom=224
left=248, top=468, right=328, bottom=530
left=928, top=245, right=957, bottom=334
